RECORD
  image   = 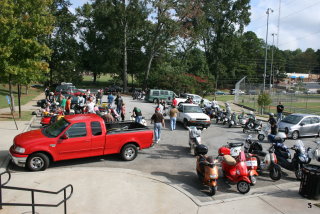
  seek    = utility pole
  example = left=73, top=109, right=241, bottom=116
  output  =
left=270, top=33, right=277, bottom=93
left=263, top=8, right=273, bottom=92
left=277, top=0, right=282, bottom=48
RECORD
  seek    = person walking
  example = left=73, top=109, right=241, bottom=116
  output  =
left=169, top=105, right=179, bottom=131
left=121, top=103, right=126, bottom=121
left=60, top=95, right=66, bottom=112
left=151, top=108, right=165, bottom=144
left=65, top=96, right=72, bottom=115
left=172, top=97, right=178, bottom=107
left=107, top=93, right=114, bottom=107
left=132, top=107, right=142, bottom=123
left=45, top=87, right=50, bottom=100
left=276, top=102, right=284, bottom=122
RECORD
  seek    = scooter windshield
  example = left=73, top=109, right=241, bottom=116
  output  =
left=295, top=140, right=306, bottom=154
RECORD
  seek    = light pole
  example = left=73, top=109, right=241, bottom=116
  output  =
left=269, top=33, right=277, bottom=93
left=263, top=8, right=273, bottom=92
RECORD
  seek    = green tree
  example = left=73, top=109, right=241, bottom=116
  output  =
left=257, top=92, right=272, bottom=114
left=0, top=0, right=54, bottom=109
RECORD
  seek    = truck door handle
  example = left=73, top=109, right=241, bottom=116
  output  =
left=84, top=140, right=91, bottom=143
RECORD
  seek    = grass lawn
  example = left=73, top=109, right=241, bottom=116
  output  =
left=204, top=95, right=234, bottom=103
left=0, top=85, right=42, bottom=109
left=0, top=111, right=33, bottom=121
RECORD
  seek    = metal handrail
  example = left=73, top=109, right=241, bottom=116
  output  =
left=0, top=170, right=73, bottom=214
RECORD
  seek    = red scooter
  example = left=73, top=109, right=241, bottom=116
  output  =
left=218, top=142, right=257, bottom=194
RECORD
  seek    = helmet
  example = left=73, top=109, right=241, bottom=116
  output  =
left=269, top=113, right=274, bottom=117
left=274, top=132, right=287, bottom=141
left=195, top=144, right=208, bottom=156
left=155, top=107, right=160, bottom=112
left=225, top=102, right=229, bottom=106
left=249, top=111, right=253, bottom=115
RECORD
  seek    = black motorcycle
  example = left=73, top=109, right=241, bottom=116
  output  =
left=273, top=140, right=310, bottom=180
left=215, top=110, right=226, bottom=124
left=244, top=135, right=282, bottom=181
left=243, top=118, right=262, bottom=133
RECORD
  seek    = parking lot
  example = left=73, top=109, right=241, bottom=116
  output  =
left=7, top=95, right=319, bottom=202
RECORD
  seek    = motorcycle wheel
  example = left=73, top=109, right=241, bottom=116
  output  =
left=208, top=186, right=217, bottom=196
left=269, top=164, right=282, bottom=181
left=228, top=123, right=232, bottom=128
left=237, top=181, right=250, bottom=194
left=258, top=134, right=265, bottom=141
left=294, top=165, right=302, bottom=180
left=242, top=128, right=246, bottom=133
left=216, top=119, right=219, bottom=124
left=223, top=121, right=226, bottom=125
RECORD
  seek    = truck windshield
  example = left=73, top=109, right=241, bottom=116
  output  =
left=42, top=118, right=70, bottom=137
left=184, top=106, right=203, bottom=113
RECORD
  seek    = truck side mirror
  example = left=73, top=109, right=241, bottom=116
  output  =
left=60, top=133, right=69, bottom=139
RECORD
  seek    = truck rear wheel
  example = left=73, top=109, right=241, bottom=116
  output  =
left=26, top=153, right=50, bottom=171
left=121, top=144, right=138, bottom=161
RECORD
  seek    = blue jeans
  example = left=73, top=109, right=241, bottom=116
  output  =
left=277, top=113, right=283, bottom=122
left=170, top=117, right=177, bottom=130
left=116, top=105, right=121, bottom=114
left=135, top=116, right=142, bottom=123
left=268, top=134, right=275, bottom=143
left=154, top=123, right=162, bottom=142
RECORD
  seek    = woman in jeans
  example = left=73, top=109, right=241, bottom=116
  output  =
left=151, top=108, right=165, bottom=144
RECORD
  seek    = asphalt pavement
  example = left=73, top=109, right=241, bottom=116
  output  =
left=0, top=94, right=319, bottom=214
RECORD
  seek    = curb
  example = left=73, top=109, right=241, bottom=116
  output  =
left=0, top=115, right=36, bottom=170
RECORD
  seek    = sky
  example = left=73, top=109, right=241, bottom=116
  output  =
left=69, top=0, right=320, bottom=51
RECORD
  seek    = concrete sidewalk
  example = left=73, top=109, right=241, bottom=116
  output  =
left=0, top=168, right=318, bottom=214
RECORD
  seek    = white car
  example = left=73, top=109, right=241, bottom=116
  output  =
left=177, top=103, right=211, bottom=129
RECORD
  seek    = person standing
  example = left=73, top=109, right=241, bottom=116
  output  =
left=114, top=95, right=123, bottom=114
left=65, top=96, right=72, bottom=115
left=86, top=97, right=95, bottom=114
left=60, top=96, right=66, bottom=112
left=107, top=93, right=114, bottom=107
left=121, top=103, right=126, bottom=121
left=45, top=87, right=50, bottom=100
left=276, top=102, right=284, bottom=121
left=169, top=105, right=179, bottom=131
left=172, top=97, right=178, bottom=107
left=132, top=107, right=142, bottom=123
left=151, top=108, right=165, bottom=144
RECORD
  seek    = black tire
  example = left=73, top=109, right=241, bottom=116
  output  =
left=292, top=131, right=299, bottom=140
left=223, top=121, right=226, bottom=125
left=121, top=144, right=138, bottom=161
left=26, top=153, right=50, bottom=171
left=258, top=134, right=265, bottom=141
left=216, top=119, right=219, bottom=124
left=183, top=119, right=188, bottom=129
left=228, top=123, right=232, bottom=128
left=269, top=164, right=282, bottom=181
left=237, top=181, right=250, bottom=194
left=208, top=186, right=217, bottom=196
left=153, top=98, right=159, bottom=104
left=243, top=128, right=246, bottom=133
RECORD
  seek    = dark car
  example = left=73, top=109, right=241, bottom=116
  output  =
left=104, top=85, right=123, bottom=94
left=37, top=95, right=79, bottom=109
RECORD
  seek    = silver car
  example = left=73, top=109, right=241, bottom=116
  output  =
left=278, top=114, right=320, bottom=140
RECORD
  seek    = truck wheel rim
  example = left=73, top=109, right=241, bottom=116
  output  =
left=238, top=182, right=249, bottom=192
left=125, top=148, right=135, bottom=158
left=30, top=157, right=44, bottom=169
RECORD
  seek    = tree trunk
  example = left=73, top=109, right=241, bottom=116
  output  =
left=123, top=7, right=128, bottom=93
left=8, top=74, right=15, bottom=112
left=93, top=72, right=97, bottom=83
left=50, top=69, right=53, bottom=86
left=25, top=85, right=28, bottom=95
left=144, top=52, right=154, bottom=90
left=18, top=84, right=21, bottom=119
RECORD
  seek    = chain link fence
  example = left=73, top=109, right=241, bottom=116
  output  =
left=234, top=77, right=320, bottom=116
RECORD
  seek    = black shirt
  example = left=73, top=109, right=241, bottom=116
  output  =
left=271, top=124, right=278, bottom=135
left=277, top=105, right=284, bottom=113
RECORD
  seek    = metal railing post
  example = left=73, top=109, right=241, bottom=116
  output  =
left=31, top=190, right=35, bottom=214
left=0, top=175, right=2, bottom=209
left=64, top=189, right=67, bottom=214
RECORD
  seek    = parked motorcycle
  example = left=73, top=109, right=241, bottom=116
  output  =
left=244, top=135, right=282, bottom=180
left=307, top=139, right=320, bottom=162
left=228, top=112, right=248, bottom=128
left=195, top=145, right=219, bottom=196
left=243, top=118, right=262, bottom=133
left=273, top=137, right=310, bottom=180
left=216, top=110, right=226, bottom=124
left=188, top=126, right=202, bottom=155
left=218, top=142, right=257, bottom=194
left=257, top=123, right=270, bottom=141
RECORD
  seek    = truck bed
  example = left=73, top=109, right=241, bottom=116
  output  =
left=106, top=121, right=149, bottom=134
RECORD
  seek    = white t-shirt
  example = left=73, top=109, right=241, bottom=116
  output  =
left=87, top=102, right=95, bottom=113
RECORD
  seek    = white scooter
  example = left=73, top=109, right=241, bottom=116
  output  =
left=188, top=126, right=202, bottom=155
left=257, top=123, right=270, bottom=141
left=307, top=139, right=320, bottom=162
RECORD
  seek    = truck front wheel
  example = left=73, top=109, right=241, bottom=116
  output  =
left=26, top=153, right=50, bottom=171
left=121, top=144, right=138, bottom=161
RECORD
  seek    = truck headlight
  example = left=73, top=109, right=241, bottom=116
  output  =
left=14, top=146, right=25, bottom=153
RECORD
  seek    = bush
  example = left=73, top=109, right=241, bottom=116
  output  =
left=258, top=92, right=272, bottom=114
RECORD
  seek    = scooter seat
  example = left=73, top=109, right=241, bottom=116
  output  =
left=252, top=150, right=267, bottom=156
left=228, top=142, right=244, bottom=148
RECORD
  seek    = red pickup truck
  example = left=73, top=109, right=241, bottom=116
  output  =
left=10, top=114, right=153, bottom=171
